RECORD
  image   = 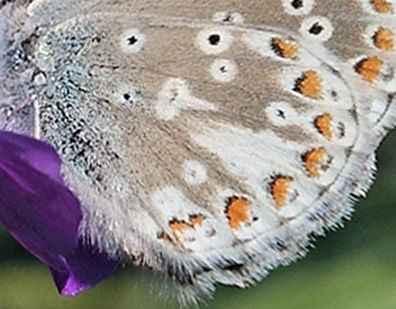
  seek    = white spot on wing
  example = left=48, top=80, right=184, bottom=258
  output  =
left=196, top=28, right=233, bottom=55
left=282, top=0, right=315, bottom=15
left=265, top=102, right=298, bottom=126
left=300, top=16, right=334, bottom=42
left=182, top=160, right=208, bottom=185
left=210, top=59, right=238, bottom=83
left=120, top=29, right=145, bottom=53
left=213, top=11, right=245, bottom=24
left=152, top=186, right=195, bottom=216
left=156, top=78, right=218, bottom=121
left=112, top=83, right=139, bottom=107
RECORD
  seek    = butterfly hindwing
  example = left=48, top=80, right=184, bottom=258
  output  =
left=1, top=0, right=395, bottom=302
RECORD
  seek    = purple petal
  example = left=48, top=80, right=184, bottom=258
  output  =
left=50, top=241, right=119, bottom=296
left=0, top=131, right=119, bottom=295
left=0, top=130, right=64, bottom=185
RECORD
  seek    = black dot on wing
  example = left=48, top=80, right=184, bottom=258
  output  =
left=92, top=36, right=101, bottom=43
left=337, top=122, right=346, bottom=138
left=272, top=239, right=289, bottom=252
left=277, top=109, right=286, bottom=119
left=0, top=0, right=13, bottom=8
left=223, top=14, right=232, bottom=22
left=127, top=35, right=138, bottom=45
left=309, top=22, right=324, bottom=35
left=291, top=0, right=304, bottom=9
left=208, top=34, right=221, bottom=45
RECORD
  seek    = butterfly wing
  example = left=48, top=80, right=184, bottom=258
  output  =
left=1, top=0, right=395, bottom=301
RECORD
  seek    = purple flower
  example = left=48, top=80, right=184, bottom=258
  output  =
left=0, top=131, right=119, bottom=296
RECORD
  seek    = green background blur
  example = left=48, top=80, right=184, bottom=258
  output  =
left=1, top=131, right=396, bottom=309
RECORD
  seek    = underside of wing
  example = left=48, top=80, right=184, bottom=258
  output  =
left=1, top=0, right=395, bottom=303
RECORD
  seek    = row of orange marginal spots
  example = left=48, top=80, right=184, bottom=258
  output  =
left=293, top=63, right=386, bottom=104
left=163, top=152, right=326, bottom=240
left=271, top=35, right=393, bottom=97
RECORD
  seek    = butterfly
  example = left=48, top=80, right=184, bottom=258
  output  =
left=0, top=0, right=395, bottom=304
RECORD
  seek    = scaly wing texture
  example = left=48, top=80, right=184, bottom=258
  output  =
left=1, top=0, right=395, bottom=303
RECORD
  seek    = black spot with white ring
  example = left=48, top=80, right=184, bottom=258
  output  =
left=197, top=28, right=233, bottom=55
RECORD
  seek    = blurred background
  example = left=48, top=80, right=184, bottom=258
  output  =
left=1, top=131, right=396, bottom=309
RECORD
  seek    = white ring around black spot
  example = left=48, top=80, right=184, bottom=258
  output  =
left=282, top=0, right=315, bottom=16
left=265, top=102, right=298, bottom=126
left=196, top=28, right=233, bottom=55
left=210, top=59, right=238, bottom=82
left=213, top=11, right=244, bottom=24
left=120, top=29, right=145, bottom=53
left=300, top=16, right=334, bottom=42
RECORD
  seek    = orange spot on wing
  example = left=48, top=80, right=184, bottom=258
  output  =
left=355, top=57, right=383, bottom=83
left=190, top=214, right=204, bottom=227
left=373, top=28, right=394, bottom=51
left=226, top=197, right=251, bottom=229
left=315, top=113, right=333, bottom=140
left=271, top=37, right=299, bottom=59
left=168, top=214, right=205, bottom=238
left=303, top=148, right=327, bottom=178
left=271, top=176, right=293, bottom=208
left=371, top=0, right=393, bottom=13
left=169, top=220, right=190, bottom=234
left=294, top=71, right=323, bottom=99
